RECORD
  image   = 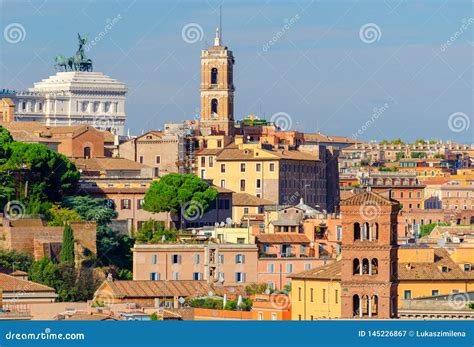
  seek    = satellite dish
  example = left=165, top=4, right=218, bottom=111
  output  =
left=214, top=222, right=219, bottom=227
left=220, top=221, right=225, bottom=227
left=178, top=297, right=185, bottom=304
left=225, top=217, right=232, bottom=225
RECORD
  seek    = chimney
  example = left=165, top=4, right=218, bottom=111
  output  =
left=107, top=273, right=113, bottom=282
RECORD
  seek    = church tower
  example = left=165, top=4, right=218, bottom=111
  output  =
left=199, top=28, right=235, bottom=136
left=340, top=190, right=400, bottom=319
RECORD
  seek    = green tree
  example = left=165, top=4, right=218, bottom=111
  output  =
left=0, top=249, right=32, bottom=272
left=144, top=173, right=218, bottom=229
left=62, top=196, right=117, bottom=226
left=391, top=138, right=405, bottom=145
left=47, top=204, right=82, bottom=226
left=60, top=224, right=75, bottom=264
left=135, top=219, right=177, bottom=244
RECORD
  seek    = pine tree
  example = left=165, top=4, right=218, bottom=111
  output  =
left=60, top=224, right=75, bottom=264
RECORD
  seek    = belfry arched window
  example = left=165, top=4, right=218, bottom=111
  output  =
left=211, top=68, right=218, bottom=84
left=354, top=223, right=361, bottom=240
left=211, top=98, right=218, bottom=115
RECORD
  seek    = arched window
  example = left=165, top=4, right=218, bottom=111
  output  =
left=361, top=295, right=369, bottom=316
left=362, top=258, right=369, bottom=274
left=83, top=146, right=91, bottom=158
left=372, top=295, right=379, bottom=316
left=211, top=98, right=218, bottom=115
left=371, top=258, right=378, bottom=275
left=211, top=68, right=218, bottom=84
left=363, top=222, right=370, bottom=240
left=354, top=223, right=361, bottom=240
left=353, top=258, right=360, bottom=275
left=374, top=223, right=379, bottom=240
left=353, top=295, right=360, bottom=317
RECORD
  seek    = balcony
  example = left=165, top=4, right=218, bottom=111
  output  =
left=280, top=253, right=296, bottom=258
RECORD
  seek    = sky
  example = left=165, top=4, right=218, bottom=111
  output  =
left=0, top=0, right=473, bottom=143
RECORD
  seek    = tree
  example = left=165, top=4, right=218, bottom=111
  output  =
left=391, top=138, right=405, bottom=145
left=60, top=224, right=75, bottom=264
left=144, top=173, right=218, bottom=229
left=135, top=219, right=177, bottom=244
left=62, top=196, right=117, bottom=227
left=47, top=204, right=82, bottom=226
left=0, top=249, right=32, bottom=272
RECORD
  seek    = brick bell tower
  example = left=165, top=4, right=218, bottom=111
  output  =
left=199, top=28, right=235, bottom=136
left=340, top=190, right=400, bottom=319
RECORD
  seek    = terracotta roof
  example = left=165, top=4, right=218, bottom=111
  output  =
left=214, top=146, right=318, bottom=162
left=65, top=313, right=118, bottom=321
left=8, top=218, right=45, bottom=227
left=195, top=148, right=223, bottom=156
left=72, top=157, right=150, bottom=171
left=0, top=273, right=56, bottom=293
left=340, top=190, right=398, bottom=206
left=102, top=280, right=214, bottom=298
left=232, top=193, right=273, bottom=206
left=213, top=185, right=234, bottom=194
left=290, top=248, right=474, bottom=281
left=256, top=233, right=311, bottom=243
left=304, top=133, right=361, bottom=144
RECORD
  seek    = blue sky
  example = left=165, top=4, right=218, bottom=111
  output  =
left=1, top=0, right=472, bottom=143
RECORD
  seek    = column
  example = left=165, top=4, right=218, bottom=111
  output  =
left=368, top=297, right=372, bottom=317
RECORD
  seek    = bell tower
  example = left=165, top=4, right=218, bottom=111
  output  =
left=199, top=28, right=235, bottom=136
left=340, top=190, right=400, bottom=319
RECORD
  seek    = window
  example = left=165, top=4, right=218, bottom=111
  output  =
left=137, top=199, right=144, bottom=210
left=218, top=254, right=224, bottom=264
left=464, top=264, right=471, bottom=271
left=322, top=289, right=326, bottom=303
left=304, top=263, right=311, bottom=270
left=154, top=168, right=159, bottom=177
left=83, top=146, right=91, bottom=158
left=404, top=290, right=411, bottom=300
left=240, top=163, right=246, bottom=172
left=150, top=272, right=159, bottom=281
left=310, top=288, right=314, bottom=302
left=193, top=272, right=202, bottom=280
left=235, top=272, right=245, bottom=283
left=172, top=272, right=179, bottom=280
left=240, top=179, right=246, bottom=191
left=256, top=163, right=261, bottom=172
left=194, top=254, right=200, bottom=265
left=271, top=313, right=277, bottom=321
left=268, top=263, right=275, bottom=273
left=336, top=226, right=342, bottom=241
left=286, top=263, right=293, bottom=273
left=201, top=156, right=206, bottom=167
left=218, top=272, right=224, bottom=282
left=269, top=163, right=275, bottom=172
left=220, top=179, right=225, bottom=188
left=151, top=254, right=157, bottom=264
left=235, top=254, right=245, bottom=264
left=121, top=199, right=131, bottom=209
left=237, top=238, right=245, bottom=244
left=256, top=179, right=261, bottom=189
left=171, top=254, right=181, bottom=264
left=244, top=207, right=249, bottom=214
left=298, top=288, right=302, bottom=301
left=209, top=156, right=214, bottom=167
left=335, top=290, right=338, bottom=304
left=432, top=290, right=439, bottom=296
left=258, top=312, right=263, bottom=321
left=211, top=98, right=218, bottom=114
left=217, top=140, right=222, bottom=148
left=211, top=67, right=218, bottom=84
left=155, top=156, right=161, bottom=164
left=139, top=156, right=144, bottom=164
left=221, top=164, right=226, bottom=173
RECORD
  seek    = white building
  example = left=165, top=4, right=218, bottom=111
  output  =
left=2, top=71, right=127, bottom=135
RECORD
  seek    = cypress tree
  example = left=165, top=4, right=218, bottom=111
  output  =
left=60, top=224, right=75, bottom=264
